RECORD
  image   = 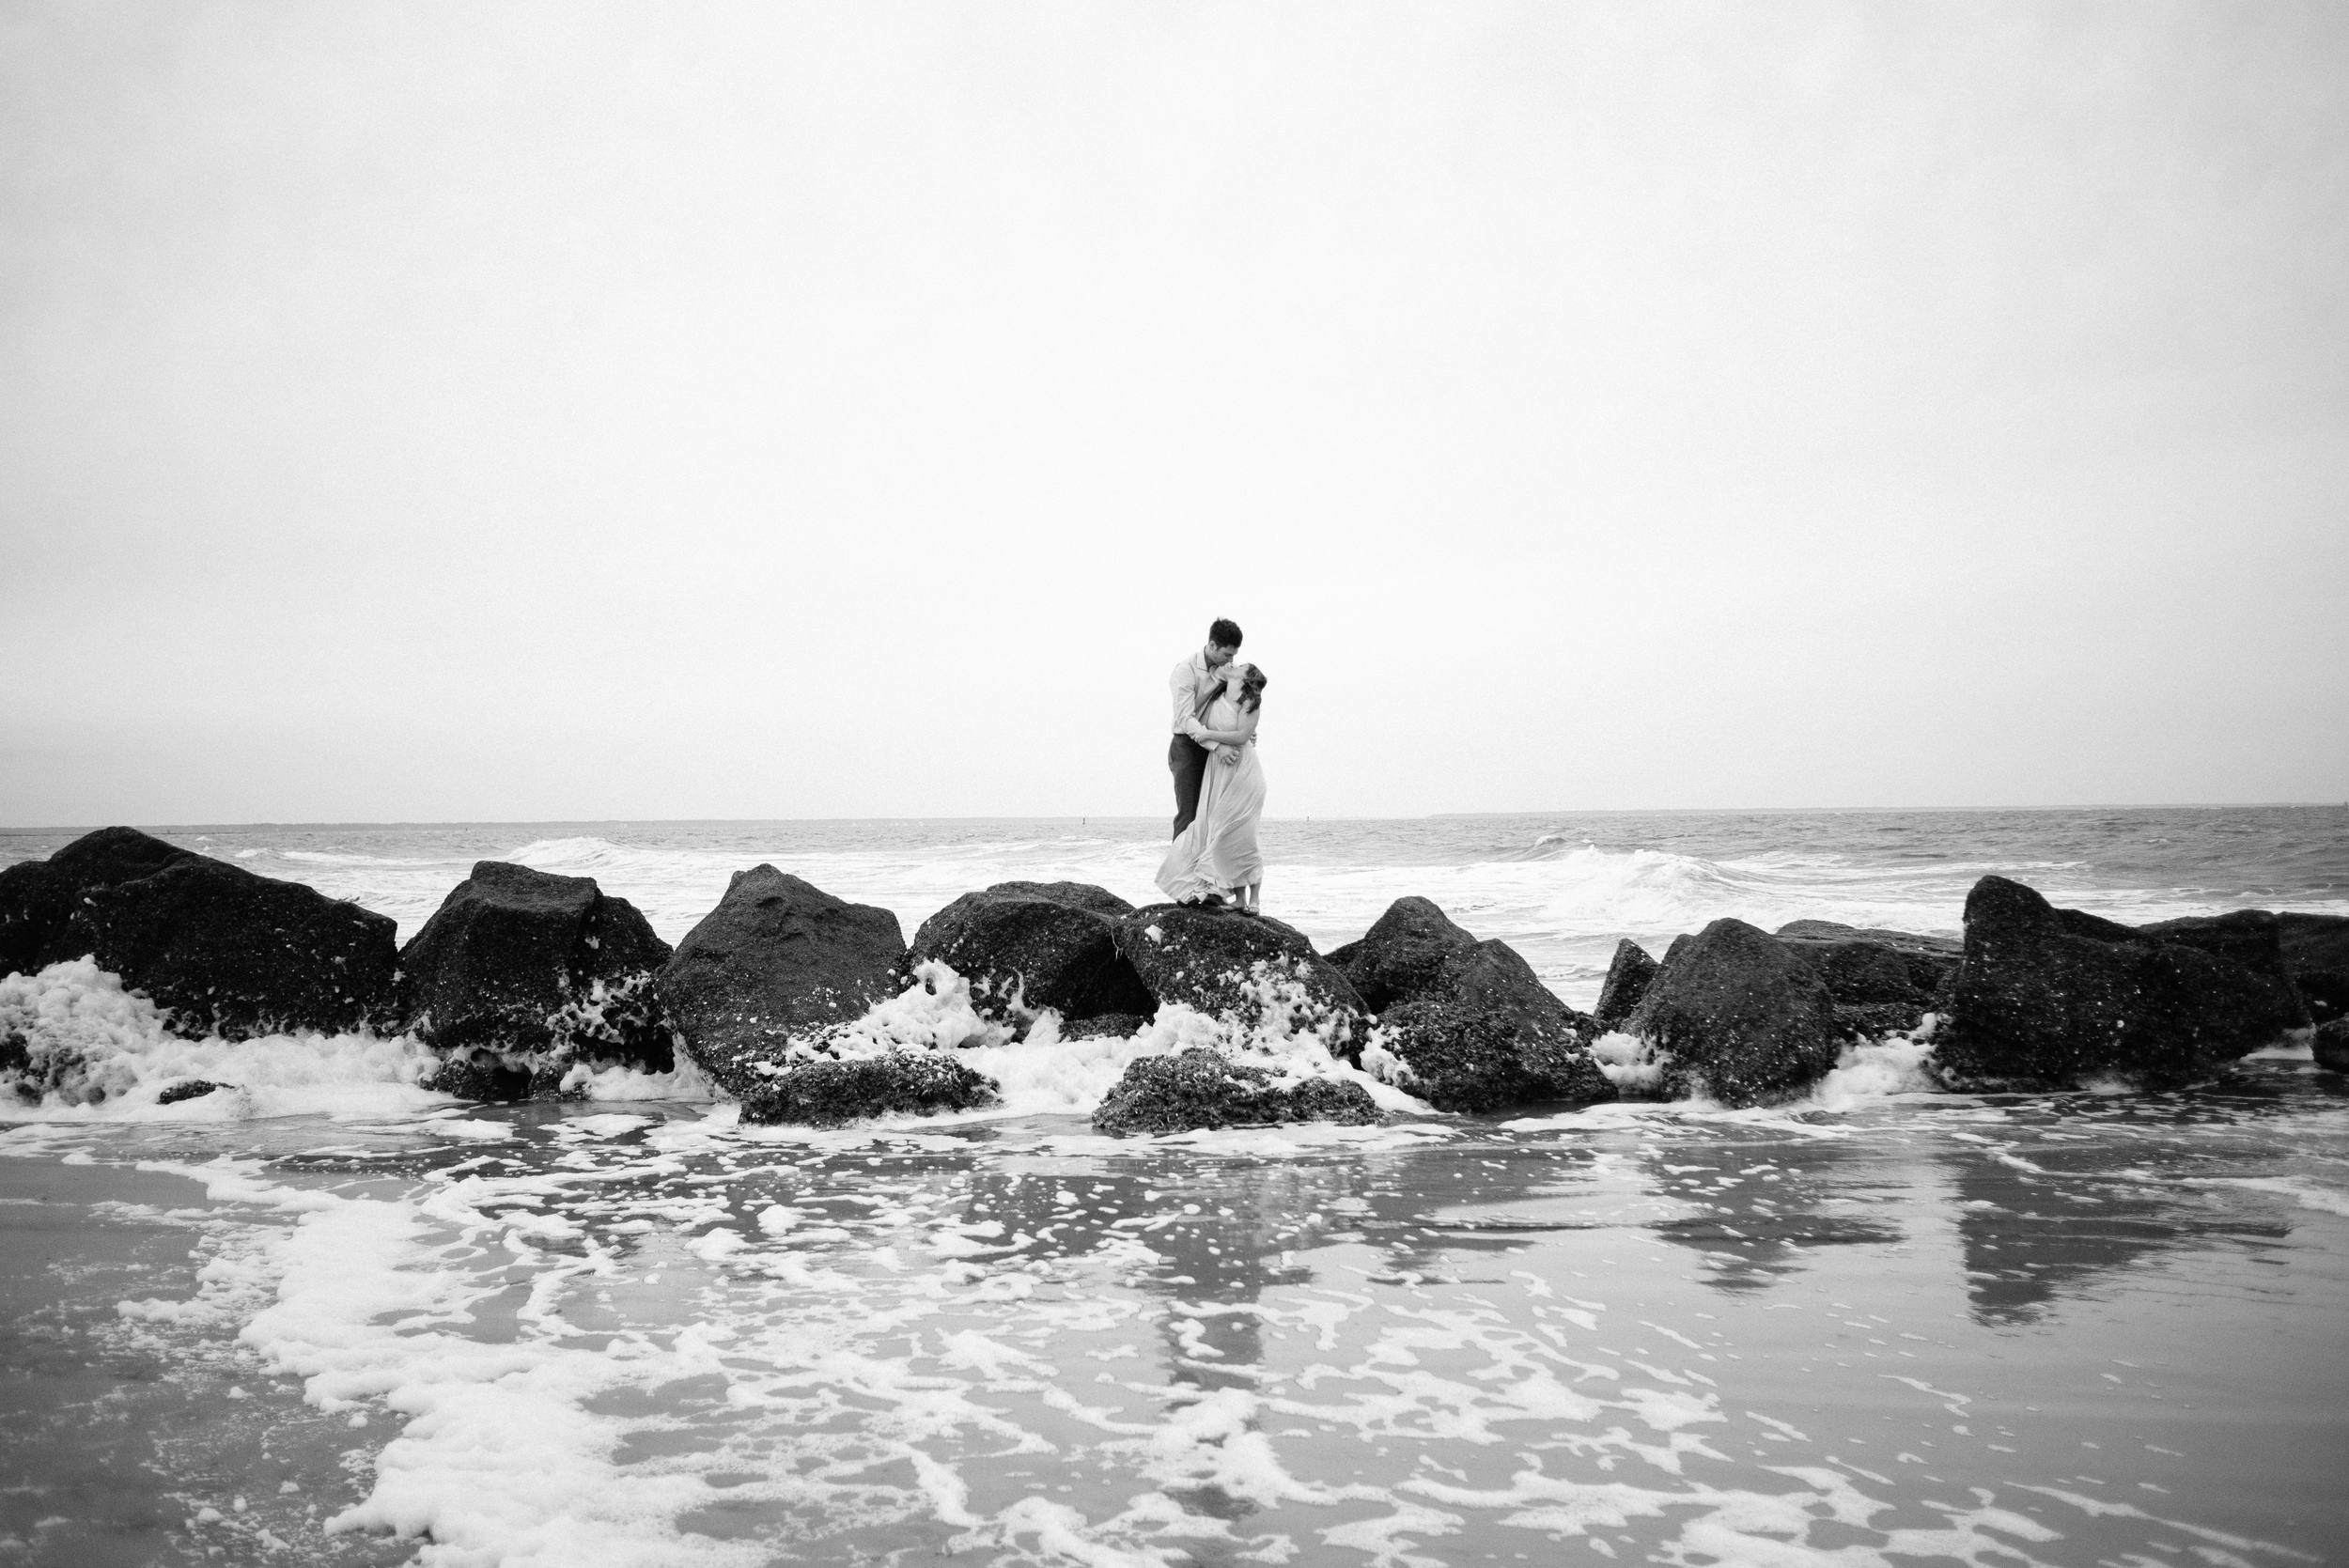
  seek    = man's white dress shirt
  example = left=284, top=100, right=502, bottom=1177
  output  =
left=1170, top=653, right=1217, bottom=744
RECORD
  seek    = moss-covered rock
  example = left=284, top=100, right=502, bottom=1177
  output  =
left=1092, top=1048, right=1377, bottom=1136
left=1936, top=877, right=2311, bottom=1090
left=1625, top=918, right=1843, bottom=1107
left=738, top=1051, right=1001, bottom=1127
left=1593, top=939, right=1659, bottom=1032
left=399, top=861, right=673, bottom=1092
left=1113, top=905, right=1366, bottom=1053
left=656, top=867, right=908, bottom=1095
left=907, top=882, right=1153, bottom=1022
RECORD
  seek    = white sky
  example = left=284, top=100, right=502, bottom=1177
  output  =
left=4, top=2, right=2344, bottom=826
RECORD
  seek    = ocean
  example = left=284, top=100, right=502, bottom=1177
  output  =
left=3, top=806, right=2345, bottom=1566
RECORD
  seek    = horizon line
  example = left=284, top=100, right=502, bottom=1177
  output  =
left=4, top=800, right=2345, bottom=835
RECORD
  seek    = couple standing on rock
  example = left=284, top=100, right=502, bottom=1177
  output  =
left=1157, top=617, right=1269, bottom=913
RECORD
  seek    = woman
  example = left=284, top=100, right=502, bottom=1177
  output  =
left=1154, top=661, right=1269, bottom=912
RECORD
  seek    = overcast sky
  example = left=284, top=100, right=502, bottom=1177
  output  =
left=3, top=2, right=2343, bottom=826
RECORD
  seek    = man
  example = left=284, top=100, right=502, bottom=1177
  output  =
left=1168, top=617, right=1242, bottom=838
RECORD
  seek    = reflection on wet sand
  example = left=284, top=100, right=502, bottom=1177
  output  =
left=1639, top=1134, right=1907, bottom=1295
left=1943, top=1092, right=2300, bottom=1324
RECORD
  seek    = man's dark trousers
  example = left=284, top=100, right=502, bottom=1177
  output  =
left=1169, top=735, right=1209, bottom=838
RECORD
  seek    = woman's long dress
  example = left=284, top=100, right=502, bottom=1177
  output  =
left=1155, top=693, right=1266, bottom=903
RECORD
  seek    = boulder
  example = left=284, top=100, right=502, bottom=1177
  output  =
left=1772, top=921, right=1960, bottom=1040
left=655, top=866, right=908, bottom=1095
left=64, top=855, right=398, bottom=1040
left=1332, top=896, right=1615, bottom=1112
left=1113, top=905, right=1367, bottom=1054
left=0, top=827, right=205, bottom=976
left=398, top=862, right=673, bottom=1087
left=1775, top=920, right=1960, bottom=992
left=2275, top=912, right=2349, bottom=1024
left=2139, top=910, right=2306, bottom=1005
left=987, top=881, right=1136, bottom=919
left=1374, top=993, right=1615, bottom=1113
left=738, top=1051, right=1000, bottom=1127
left=1442, top=939, right=1583, bottom=1032
left=1328, top=896, right=1478, bottom=1013
left=2313, top=1018, right=2349, bottom=1073
left=156, top=1079, right=229, bottom=1106
left=1592, top=939, right=1658, bottom=1031
left=1934, top=877, right=2310, bottom=1090
left=907, top=882, right=1154, bottom=1022
left=1092, top=1047, right=1378, bottom=1136
left=1625, top=918, right=1843, bottom=1107
left=1372, top=939, right=1615, bottom=1110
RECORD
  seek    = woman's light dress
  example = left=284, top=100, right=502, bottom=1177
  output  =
left=1155, top=691, right=1266, bottom=903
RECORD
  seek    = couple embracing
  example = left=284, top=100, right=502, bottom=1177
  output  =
left=1158, top=617, right=1269, bottom=912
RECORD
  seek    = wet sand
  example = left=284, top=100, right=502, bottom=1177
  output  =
left=5, top=1057, right=2346, bottom=1566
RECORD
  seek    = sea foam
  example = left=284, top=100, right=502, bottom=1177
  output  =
left=0, top=960, right=703, bottom=1121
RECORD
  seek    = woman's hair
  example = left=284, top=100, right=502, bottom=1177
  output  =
left=1236, top=663, right=1268, bottom=711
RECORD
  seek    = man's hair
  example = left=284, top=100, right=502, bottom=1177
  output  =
left=1207, top=617, right=1243, bottom=649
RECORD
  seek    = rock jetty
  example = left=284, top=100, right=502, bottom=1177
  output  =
left=2, top=827, right=2336, bottom=1122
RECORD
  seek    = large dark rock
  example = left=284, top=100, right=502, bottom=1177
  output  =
left=0, top=827, right=206, bottom=977
left=2275, top=912, right=2349, bottom=1025
left=1774, top=921, right=1960, bottom=992
left=1332, top=896, right=1614, bottom=1112
left=1772, top=920, right=1961, bottom=1040
left=655, top=866, right=908, bottom=1095
left=399, top=862, right=673, bottom=1089
left=739, top=1051, right=1001, bottom=1127
left=907, top=882, right=1154, bottom=1022
left=62, top=855, right=398, bottom=1040
left=1934, top=877, right=2310, bottom=1091
left=987, top=881, right=1136, bottom=919
left=1329, top=896, right=1477, bottom=1014
left=1113, top=905, right=1368, bottom=1054
left=157, top=1079, right=229, bottom=1106
left=2313, top=1018, right=2349, bottom=1073
left=2139, top=910, right=2306, bottom=1005
left=1374, top=992, right=1615, bottom=1113
left=1374, top=940, right=1615, bottom=1111
left=1593, top=939, right=1659, bottom=1032
left=1625, top=918, right=1843, bottom=1107
left=1092, top=1047, right=1378, bottom=1136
